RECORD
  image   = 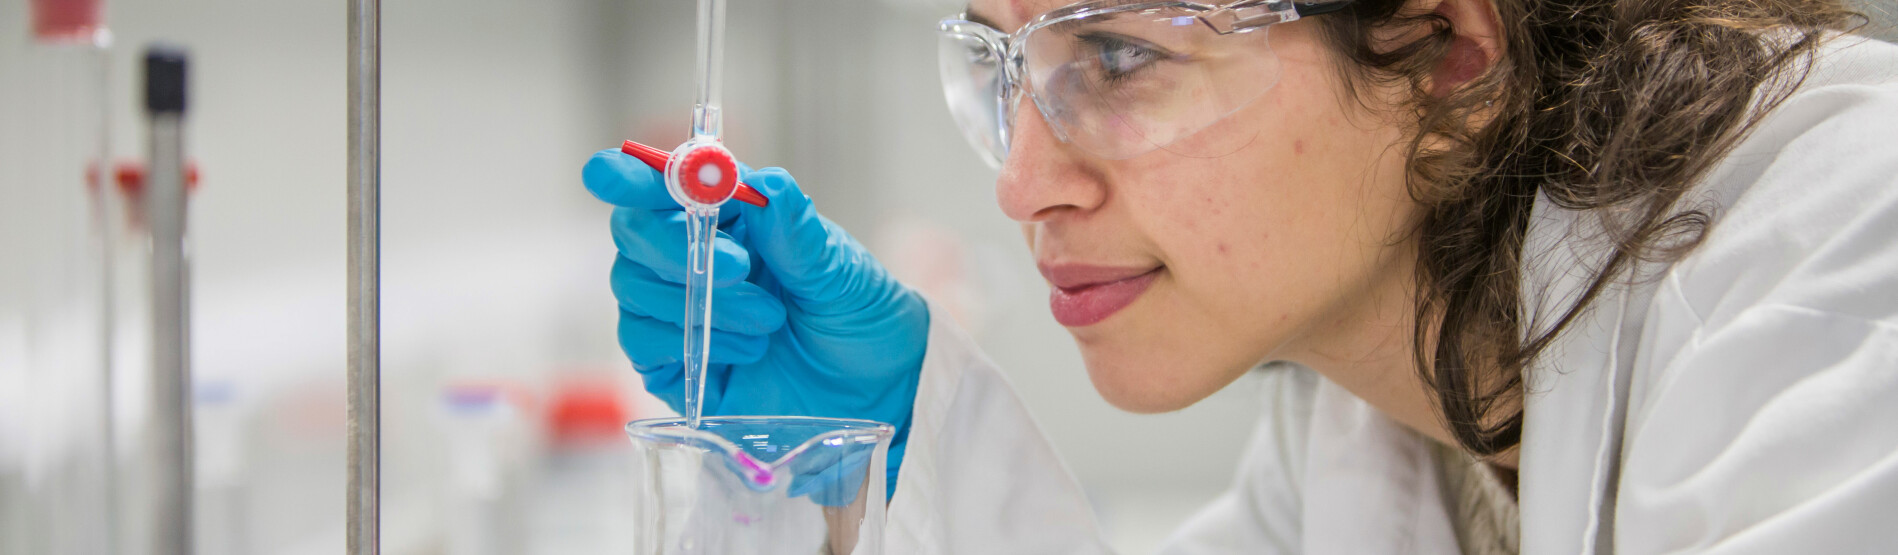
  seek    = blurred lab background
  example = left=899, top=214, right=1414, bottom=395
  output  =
left=3, top=0, right=1894, bottom=554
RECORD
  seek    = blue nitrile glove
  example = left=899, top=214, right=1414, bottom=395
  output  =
left=582, top=149, right=927, bottom=501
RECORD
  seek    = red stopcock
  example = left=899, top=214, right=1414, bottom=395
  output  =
left=621, top=139, right=768, bottom=208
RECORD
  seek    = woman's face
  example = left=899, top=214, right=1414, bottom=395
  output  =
left=979, top=0, right=1424, bottom=413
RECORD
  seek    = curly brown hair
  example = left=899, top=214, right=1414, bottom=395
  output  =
left=1313, top=0, right=1866, bottom=457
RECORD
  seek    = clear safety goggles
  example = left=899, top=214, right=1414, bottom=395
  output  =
left=938, top=0, right=1353, bottom=167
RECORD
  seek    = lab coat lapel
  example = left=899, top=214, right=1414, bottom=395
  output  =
left=1517, top=194, right=1654, bottom=555
left=1302, top=378, right=1460, bottom=555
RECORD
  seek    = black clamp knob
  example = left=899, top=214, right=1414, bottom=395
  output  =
left=144, top=45, right=189, bottom=115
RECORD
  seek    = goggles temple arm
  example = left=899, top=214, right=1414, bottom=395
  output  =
left=1292, top=1, right=1354, bottom=16
left=1200, top=0, right=1352, bottom=34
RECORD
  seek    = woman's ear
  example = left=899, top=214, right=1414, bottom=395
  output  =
left=1423, top=0, right=1503, bottom=97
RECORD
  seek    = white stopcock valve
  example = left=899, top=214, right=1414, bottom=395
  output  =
left=620, top=138, right=768, bottom=209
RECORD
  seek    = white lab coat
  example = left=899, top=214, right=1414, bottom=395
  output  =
left=883, top=34, right=1898, bottom=554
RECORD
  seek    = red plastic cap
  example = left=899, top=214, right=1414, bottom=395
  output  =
left=677, top=146, right=739, bottom=206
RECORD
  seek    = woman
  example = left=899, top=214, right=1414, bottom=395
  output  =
left=583, top=0, right=1898, bottom=551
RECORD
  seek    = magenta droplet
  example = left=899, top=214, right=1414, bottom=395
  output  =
left=732, top=451, right=774, bottom=486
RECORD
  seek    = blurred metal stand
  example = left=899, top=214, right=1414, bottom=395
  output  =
left=347, top=0, right=382, bottom=554
left=143, top=45, right=193, bottom=555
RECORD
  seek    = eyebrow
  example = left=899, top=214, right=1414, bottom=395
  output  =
left=966, top=0, right=1165, bottom=32
left=963, top=5, right=1005, bottom=31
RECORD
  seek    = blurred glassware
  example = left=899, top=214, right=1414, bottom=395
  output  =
left=437, top=381, right=531, bottom=555
left=527, top=377, right=638, bottom=554
left=1, top=2, right=115, bottom=552
left=194, top=379, right=251, bottom=555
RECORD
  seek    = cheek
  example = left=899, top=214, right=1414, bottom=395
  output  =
left=1084, top=60, right=1401, bottom=360
left=1126, top=99, right=1318, bottom=287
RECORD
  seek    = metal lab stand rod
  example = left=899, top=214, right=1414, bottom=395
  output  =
left=144, top=46, right=193, bottom=555
left=347, top=0, right=382, bottom=554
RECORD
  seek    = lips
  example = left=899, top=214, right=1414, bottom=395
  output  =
left=1040, top=264, right=1162, bottom=327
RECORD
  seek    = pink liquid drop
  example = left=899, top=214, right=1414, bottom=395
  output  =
left=731, top=451, right=774, bottom=487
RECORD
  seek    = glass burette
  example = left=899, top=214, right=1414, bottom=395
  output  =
left=680, top=0, right=729, bottom=429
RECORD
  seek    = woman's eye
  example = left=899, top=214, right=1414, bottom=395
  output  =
left=1083, top=35, right=1165, bottom=83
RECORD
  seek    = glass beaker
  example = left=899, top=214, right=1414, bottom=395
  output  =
left=625, top=416, right=893, bottom=555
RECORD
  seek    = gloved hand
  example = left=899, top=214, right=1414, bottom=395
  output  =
left=582, top=149, right=928, bottom=499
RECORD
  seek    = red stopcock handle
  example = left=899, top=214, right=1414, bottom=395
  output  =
left=621, top=140, right=768, bottom=208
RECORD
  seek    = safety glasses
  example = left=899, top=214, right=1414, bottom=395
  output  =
left=938, top=0, right=1353, bottom=167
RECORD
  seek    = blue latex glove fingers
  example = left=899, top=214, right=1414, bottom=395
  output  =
left=727, top=167, right=927, bottom=498
left=623, top=359, right=730, bottom=417
left=617, top=312, right=756, bottom=413
left=624, top=361, right=734, bottom=422
left=616, top=311, right=769, bottom=369
left=731, top=167, right=929, bottom=402
left=730, top=168, right=863, bottom=303
left=610, top=207, right=751, bottom=287
left=610, top=257, right=785, bottom=336
left=581, top=149, right=659, bottom=208
left=582, top=148, right=669, bottom=208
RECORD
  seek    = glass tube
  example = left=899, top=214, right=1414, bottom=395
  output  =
left=679, top=0, right=730, bottom=428
left=691, top=0, right=726, bottom=140
left=681, top=205, right=717, bottom=428
left=0, top=19, right=116, bottom=555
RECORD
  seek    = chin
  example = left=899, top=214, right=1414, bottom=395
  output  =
left=1076, top=343, right=1209, bottom=414
left=1062, top=286, right=1268, bottom=414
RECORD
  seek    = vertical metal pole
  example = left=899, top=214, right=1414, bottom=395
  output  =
left=143, top=45, right=192, bottom=555
left=346, top=1, right=381, bottom=554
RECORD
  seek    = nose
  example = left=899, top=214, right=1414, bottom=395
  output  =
left=995, top=96, right=1106, bottom=224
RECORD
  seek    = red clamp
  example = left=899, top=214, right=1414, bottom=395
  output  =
left=84, top=159, right=203, bottom=231
left=87, top=159, right=202, bottom=195
left=622, top=140, right=768, bottom=208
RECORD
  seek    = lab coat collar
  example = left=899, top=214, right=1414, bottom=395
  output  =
left=1516, top=192, right=1653, bottom=555
left=1303, top=377, right=1461, bottom=554
left=1510, top=35, right=1882, bottom=553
